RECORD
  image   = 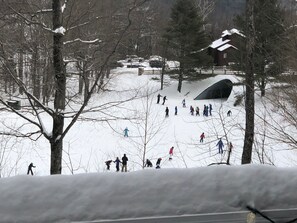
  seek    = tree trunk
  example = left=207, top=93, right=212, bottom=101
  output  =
left=177, top=66, right=183, bottom=93
left=51, top=0, right=65, bottom=174
left=242, top=0, right=255, bottom=164
left=18, top=51, right=24, bottom=95
left=53, top=0, right=66, bottom=110
left=78, top=61, right=83, bottom=94
left=42, top=58, right=52, bottom=105
left=32, top=45, right=41, bottom=101
left=51, top=114, right=64, bottom=174
left=84, top=70, right=90, bottom=102
left=161, top=57, right=165, bottom=90
left=260, top=77, right=265, bottom=97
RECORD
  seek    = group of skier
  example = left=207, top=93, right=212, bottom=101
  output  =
left=105, top=154, right=129, bottom=172
left=157, top=93, right=167, bottom=105
left=105, top=146, right=175, bottom=171
left=113, top=94, right=234, bottom=172
left=200, top=133, right=233, bottom=155
left=159, top=96, right=214, bottom=118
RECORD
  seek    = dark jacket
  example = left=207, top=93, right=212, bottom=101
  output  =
left=156, top=158, right=162, bottom=165
left=122, top=155, right=128, bottom=165
left=114, top=158, right=121, bottom=166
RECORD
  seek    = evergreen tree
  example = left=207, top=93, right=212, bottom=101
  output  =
left=235, top=0, right=286, bottom=97
left=164, top=0, right=211, bottom=93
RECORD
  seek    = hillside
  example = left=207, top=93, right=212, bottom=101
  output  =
left=0, top=65, right=295, bottom=176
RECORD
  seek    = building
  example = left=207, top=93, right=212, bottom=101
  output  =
left=208, top=29, right=245, bottom=66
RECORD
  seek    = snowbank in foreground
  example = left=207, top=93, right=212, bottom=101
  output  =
left=1, top=165, right=297, bottom=222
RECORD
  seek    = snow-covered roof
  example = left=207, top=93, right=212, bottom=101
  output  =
left=217, top=44, right=238, bottom=52
left=2, top=165, right=297, bottom=222
left=222, top=28, right=245, bottom=38
left=209, top=39, right=230, bottom=49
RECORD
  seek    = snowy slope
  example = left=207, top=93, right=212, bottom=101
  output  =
left=0, top=67, right=295, bottom=176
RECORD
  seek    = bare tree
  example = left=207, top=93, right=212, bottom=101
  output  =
left=195, top=0, right=215, bottom=29
left=242, top=0, right=255, bottom=164
left=0, top=0, right=150, bottom=174
left=124, top=87, right=166, bottom=169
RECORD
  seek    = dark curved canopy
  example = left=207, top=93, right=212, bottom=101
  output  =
left=194, top=79, right=233, bottom=100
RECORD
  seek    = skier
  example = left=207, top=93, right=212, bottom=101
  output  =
left=105, top=160, right=112, bottom=170
left=217, top=138, right=224, bottom=154
left=182, top=99, right=186, bottom=107
left=203, top=105, right=206, bottom=116
left=121, top=154, right=128, bottom=172
left=162, top=96, right=167, bottom=105
left=175, top=106, right=178, bottom=115
left=156, top=93, right=162, bottom=104
left=165, top=107, right=169, bottom=117
left=169, top=146, right=174, bottom=160
left=227, top=110, right=232, bottom=116
left=156, top=158, right=162, bottom=169
left=205, top=105, right=209, bottom=117
left=209, top=104, right=213, bottom=116
left=200, top=132, right=205, bottom=143
left=190, top=106, right=194, bottom=116
left=114, top=157, right=121, bottom=172
left=145, top=159, right=153, bottom=167
left=195, top=106, right=200, bottom=116
left=123, top=127, right=129, bottom=137
left=27, top=162, right=36, bottom=175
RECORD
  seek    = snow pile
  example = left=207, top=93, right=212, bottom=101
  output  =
left=1, top=165, right=297, bottom=222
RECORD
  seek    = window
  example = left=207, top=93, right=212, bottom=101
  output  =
left=223, top=53, right=227, bottom=58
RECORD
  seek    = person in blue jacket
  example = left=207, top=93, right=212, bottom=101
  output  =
left=124, top=127, right=129, bottom=137
left=217, top=138, right=224, bottom=154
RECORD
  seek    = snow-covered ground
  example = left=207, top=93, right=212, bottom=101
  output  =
left=0, top=67, right=295, bottom=176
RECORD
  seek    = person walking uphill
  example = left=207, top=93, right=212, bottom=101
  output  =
left=27, top=162, right=36, bottom=175
left=217, top=138, right=224, bottom=154
left=122, top=154, right=128, bottom=172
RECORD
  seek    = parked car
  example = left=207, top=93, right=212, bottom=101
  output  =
left=149, top=55, right=164, bottom=68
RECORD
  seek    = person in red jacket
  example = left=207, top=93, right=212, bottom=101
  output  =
left=169, top=146, right=174, bottom=160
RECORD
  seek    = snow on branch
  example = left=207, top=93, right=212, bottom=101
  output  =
left=36, top=9, right=53, bottom=13
left=64, top=38, right=101, bottom=45
left=62, top=0, right=67, bottom=13
left=53, top=26, right=66, bottom=35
